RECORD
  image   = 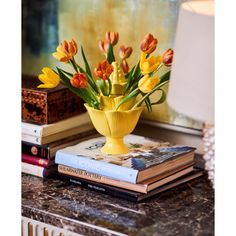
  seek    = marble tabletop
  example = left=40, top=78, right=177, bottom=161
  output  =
left=22, top=171, right=214, bottom=236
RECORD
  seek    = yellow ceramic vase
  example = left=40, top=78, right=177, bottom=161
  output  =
left=84, top=103, right=143, bottom=155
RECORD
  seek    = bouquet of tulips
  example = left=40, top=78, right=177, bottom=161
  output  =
left=38, top=32, right=173, bottom=111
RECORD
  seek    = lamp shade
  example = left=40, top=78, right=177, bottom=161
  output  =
left=167, top=0, right=214, bottom=123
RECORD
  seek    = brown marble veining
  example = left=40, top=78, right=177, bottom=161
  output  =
left=22, top=172, right=214, bottom=236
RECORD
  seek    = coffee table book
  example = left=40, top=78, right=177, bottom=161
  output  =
left=58, top=164, right=194, bottom=193
left=55, top=135, right=195, bottom=184
left=60, top=168, right=205, bottom=202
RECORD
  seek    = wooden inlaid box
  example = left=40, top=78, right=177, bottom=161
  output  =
left=22, top=75, right=85, bottom=124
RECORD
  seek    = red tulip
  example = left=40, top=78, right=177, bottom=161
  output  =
left=140, top=33, right=158, bottom=54
left=162, top=48, right=174, bottom=67
left=119, top=45, right=133, bottom=59
left=121, top=59, right=129, bottom=74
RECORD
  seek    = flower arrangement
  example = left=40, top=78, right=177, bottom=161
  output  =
left=38, top=32, right=173, bottom=112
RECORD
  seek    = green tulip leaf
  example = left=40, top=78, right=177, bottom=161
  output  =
left=81, top=45, right=92, bottom=78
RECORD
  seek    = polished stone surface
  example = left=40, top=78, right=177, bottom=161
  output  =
left=22, top=172, right=214, bottom=236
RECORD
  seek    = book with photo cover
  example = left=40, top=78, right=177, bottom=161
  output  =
left=55, top=134, right=196, bottom=184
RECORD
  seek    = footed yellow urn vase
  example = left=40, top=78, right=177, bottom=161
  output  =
left=84, top=103, right=143, bottom=155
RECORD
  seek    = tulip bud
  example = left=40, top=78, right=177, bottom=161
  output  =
left=99, top=40, right=109, bottom=55
left=119, top=45, right=133, bottom=59
left=70, top=73, right=88, bottom=88
left=140, top=33, right=158, bottom=54
left=162, top=48, right=174, bottom=67
left=121, top=59, right=129, bottom=74
left=105, top=31, right=119, bottom=46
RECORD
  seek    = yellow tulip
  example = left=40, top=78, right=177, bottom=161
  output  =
left=138, top=74, right=160, bottom=93
left=140, top=52, right=162, bottom=75
left=38, top=67, right=60, bottom=88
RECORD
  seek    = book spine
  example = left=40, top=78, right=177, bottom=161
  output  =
left=21, top=133, right=42, bottom=145
left=21, top=162, right=57, bottom=178
left=22, top=112, right=90, bottom=137
left=22, top=142, right=49, bottom=159
left=21, top=162, right=44, bottom=177
left=22, top=153, right=49, bottom=167
left=21, top=123, right=42, bottom=136
left=58, top=165, right=146, bottom=193
left=61, top=175, right=139, bottom=202
left=55, top=152, right=138, bottom=183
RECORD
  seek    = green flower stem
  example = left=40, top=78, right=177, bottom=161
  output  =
left=149, top=62, right=164, bottom=77
left=103, top=80, right=108, bottom=96
left=114, top=87, right=140, bottom=111
left=156, top=62, right=164, bottom=71
left=131, top=81, right=169, bottom=110
left=88, top=84, right=100, bottom=102
left=69, top=58, right=79, bottom=73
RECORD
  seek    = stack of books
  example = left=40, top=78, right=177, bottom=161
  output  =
left=21, top=114, right=97, bottom=178
left=55, top=134, right=205, bottom=202
left=21, top=76, right=96, bottom=178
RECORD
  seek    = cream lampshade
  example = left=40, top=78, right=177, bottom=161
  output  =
left=167, top=0, right=215, bottom=186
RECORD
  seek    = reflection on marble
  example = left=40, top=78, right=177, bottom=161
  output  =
left=22, top=173, right=214, bottom=236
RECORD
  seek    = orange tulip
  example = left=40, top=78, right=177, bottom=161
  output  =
left=140, top=33, right=158, bottom=54
left=94, top=60, right=113, bottom=80
left=53, top=39, right=78, bottom=62
left=119, top=45, right=133, bottom=59
left=70, top=73, right=88, bottom=88
left=105, top=32, right=119, bottom=46
left=162, top=48, right=174, bottom=67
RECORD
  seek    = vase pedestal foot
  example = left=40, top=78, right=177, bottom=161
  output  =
left=101, top=137, right=129, bottom=155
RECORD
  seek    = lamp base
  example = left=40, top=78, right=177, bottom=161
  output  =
left=203, top=123, right=215, bottom=188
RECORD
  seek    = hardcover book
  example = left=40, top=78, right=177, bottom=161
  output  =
left=60, top=168, right=205, bottom=202
left=58, top=164, right=194, bottom=193
left=22, top=123, right=94, bottom=145
left=21, top=162, right=57, bottom=178
left=55, top=135, right=195, bottom=184
left=22, top=112, right=90, bottom=137
left=22, top=153, right=51, bottom=167
left=22, top=75, right=85, bottom=124
left=22, top=129, right=98, bottom=159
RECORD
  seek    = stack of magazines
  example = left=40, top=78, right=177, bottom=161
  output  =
left=55, top=134, right=205, bottom=202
